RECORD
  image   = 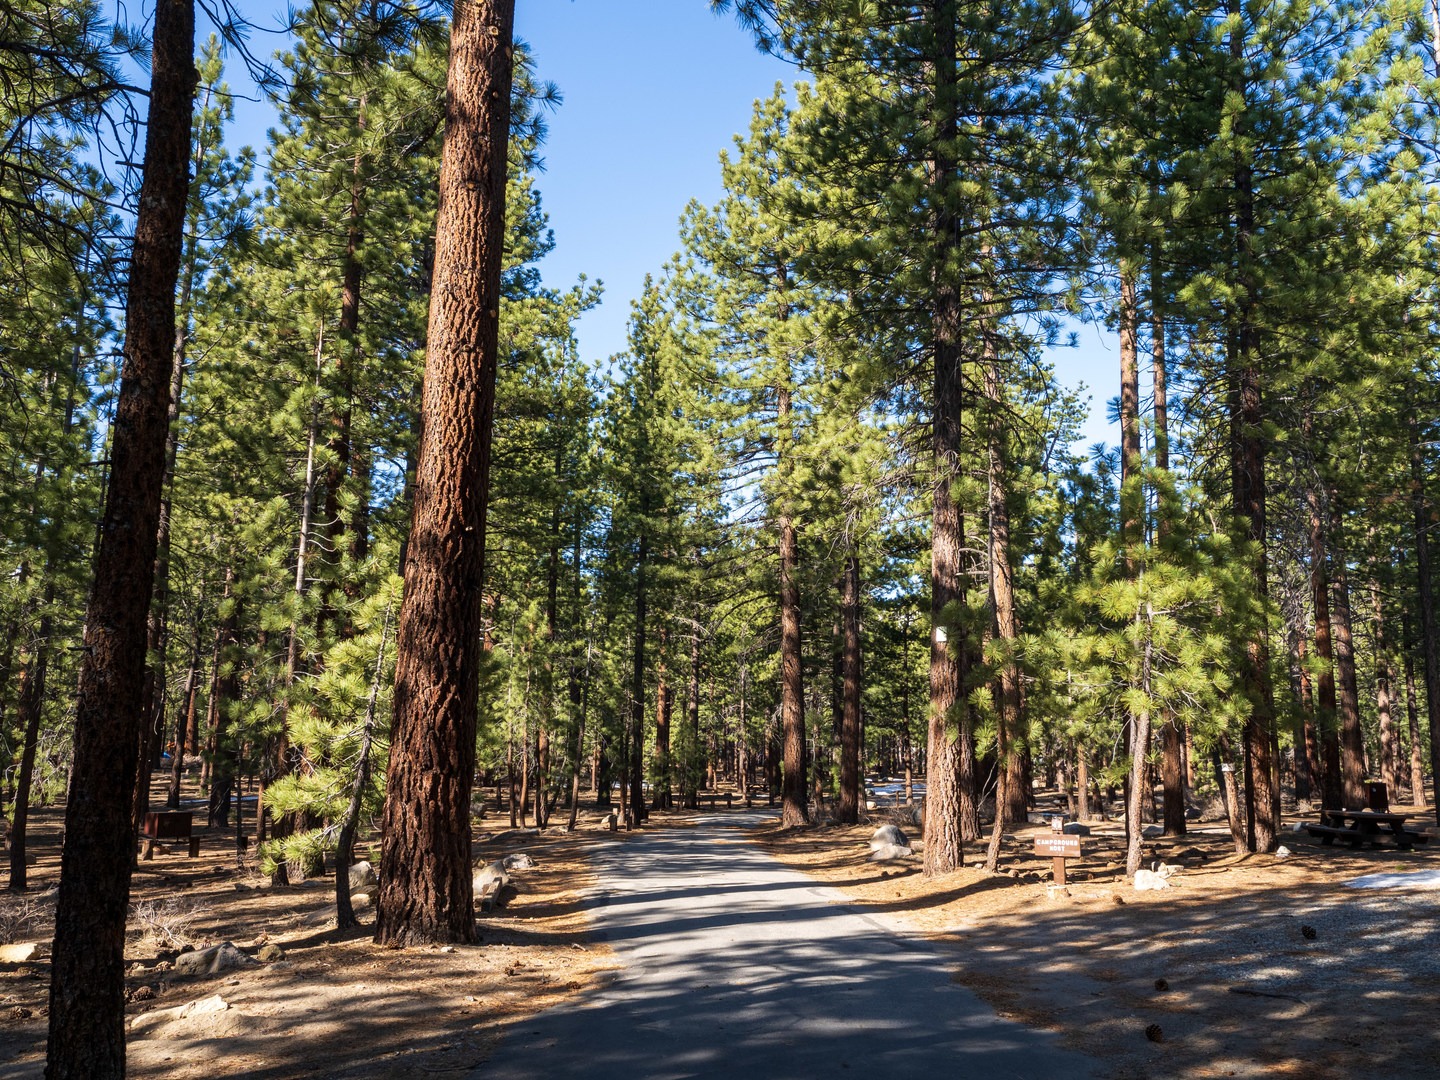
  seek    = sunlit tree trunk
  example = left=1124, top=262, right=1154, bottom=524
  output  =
left=375, top=0, right=516, bottom=946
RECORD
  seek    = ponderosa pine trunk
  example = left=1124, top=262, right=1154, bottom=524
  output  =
left=1328, top=517, right=1367, bottom=809
left=1373, top=571, right=1399, bottom=796
left=1409, top=415, right=1440, bottom=822
left=983, top=329, right=1023, bottom=855
left=683, top=624, right=701, bottom=809
left=167, top=598, right=206, bottom=809
left=628, top=535, right=649, bottom=827
left=778, top=505, right=806, bottom=825
left=374, top=0, right=515, bottom=946
left=10, top=604, right=50, bottom=891
left=837, top=553, right=863, bottom=825
left=45, top=4, right=195, bottom=1073
left=1228, top=0, right=1279, bottom=853
left=206, top=568, right=240, bottom=828
left=1308, top=479, right=1342, bottom=809
left=1403, top=613, right=1427, bottom=804
left=653, top=625, right=672, bottom=811
left=923, top=4, right=973, bottom=875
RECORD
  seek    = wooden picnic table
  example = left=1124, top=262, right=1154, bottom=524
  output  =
left=140, top=810, right=200, bottom=859
left=1306, top=809, right=1430, bottom=851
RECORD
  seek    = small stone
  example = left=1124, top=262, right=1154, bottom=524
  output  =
left=0, top=943, right=39, bottom=964
left=1275, top=846, right=1292, bottom=859
left=257, top=945, right=284, bottom=963
left=439, top=945, right=455, bottom=954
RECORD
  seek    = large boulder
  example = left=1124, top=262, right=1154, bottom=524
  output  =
left=869, top=824, right=908, bottom=849
left=348, top=860, right=377, bottom=895
left=473, top=853, right=537, bottom=912
left=868, top=843, right=915, bottom=863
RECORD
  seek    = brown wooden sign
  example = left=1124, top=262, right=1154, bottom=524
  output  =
left=1034, top=833, right=1082, bottom=886
left=1033, top=835, right=1082, bottom=858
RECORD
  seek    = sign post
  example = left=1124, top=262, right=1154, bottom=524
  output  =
left=1033, top=834, right=1082, bottom=885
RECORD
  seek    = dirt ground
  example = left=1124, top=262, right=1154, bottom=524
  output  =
left=0, top=782, right=617, bottom=1080
left=756, top=790, right=1440, bottom=1080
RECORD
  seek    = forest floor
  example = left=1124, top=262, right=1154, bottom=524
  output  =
left=2, top=782, right=1438, bottom=1079
left=756, top=789, right=1440, bottom=1080
left=0, top=775, right=618, bottom=1080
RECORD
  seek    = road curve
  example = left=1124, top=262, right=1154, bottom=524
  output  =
left=477, top=810, right=1095, bottom=1080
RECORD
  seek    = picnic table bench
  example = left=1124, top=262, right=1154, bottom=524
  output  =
left=694, top=792, right=734, bottom=809
left=140, top=811, right=199, bottom=859
left=1305, top=809, right=1431, bottom=851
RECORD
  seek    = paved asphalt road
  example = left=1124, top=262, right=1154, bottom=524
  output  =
left=477, top=811, right=1095, bottom=1079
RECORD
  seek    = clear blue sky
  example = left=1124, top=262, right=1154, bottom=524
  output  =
left=216, top=1, right=1118, bottom=450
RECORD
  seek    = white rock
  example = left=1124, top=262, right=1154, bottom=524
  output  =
left=177, top=994, right=230, bottom=1020
left=1275, top=846, right=1292, bottom=858
left=0, top=942, right=40, bottom=963
left=130, top=994, right=229, bottom=1033
left=1133, top=868, right=1172, bottom=891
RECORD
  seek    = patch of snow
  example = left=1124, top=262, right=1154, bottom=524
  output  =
left=1345, top=870, right=1440, bottom=890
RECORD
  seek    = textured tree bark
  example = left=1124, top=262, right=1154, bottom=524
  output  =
left=9, top=610, right=49, bottom=891
left=984, top=338, right=1024, bottom=846
left=922, top=4, right=974, bottom=874
left=628, top=537, right=649, bottom=827
left=653, top=625, right=672, bottom=811
left=778, top=376, right=808, bottom=826
left=44, top=3, right=195, bottom=1073
left=1373, top=575, right=1399, bottom=796
left=1125, top=621, right=1154, bottom=876
left=375, top=0, right=515, bottom=947
left=837, top=553, right=863, bottom=824
left=206, top=569, right=240, bottom=829
left=1409, top=416, right=1440, bottom=824
left=1308, top=481, right=1342, bottom=809
left=1228, top=0, right=1278, bottom=853
left=1328, top=523, right=1367, bottom=809
left=1403, top=613, right=1427, bottom=805
left=683, top=625, right=702, bottom=809
left=167, top=603, right=206, bottom=809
